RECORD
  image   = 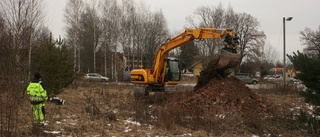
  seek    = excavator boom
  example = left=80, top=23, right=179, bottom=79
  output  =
left=131, top=28, right=240, bottom=98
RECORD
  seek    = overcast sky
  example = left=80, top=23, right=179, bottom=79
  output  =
left=45, top=0, right=320, bottom=59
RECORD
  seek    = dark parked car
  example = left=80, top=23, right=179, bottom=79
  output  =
left=235, top=74, right=258, bottom=85
left=84, top=73, right=109, bottom=82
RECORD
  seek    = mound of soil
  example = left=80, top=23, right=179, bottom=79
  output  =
left=180, top=56, right=267, bottom=114
left=156, top=76, right=267, bottom=132
left=198, top=77, right=266, bottom=114
left=194, top=59, right=222, bottom=91
left=167, top=77, right=266, bottom=115
left=154, top=76, right=266, bottom=133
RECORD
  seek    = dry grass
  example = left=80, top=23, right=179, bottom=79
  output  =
left=0, top=77, right=318, bottom=136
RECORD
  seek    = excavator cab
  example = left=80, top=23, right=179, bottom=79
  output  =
left=164, top=57, right=181, bottom=82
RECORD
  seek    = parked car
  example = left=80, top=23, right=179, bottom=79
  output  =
left=263, top=75, right=281, bottom=80
left=84, top=73, right=109, bottom=82
left=235, top=74, right=258, bottom=85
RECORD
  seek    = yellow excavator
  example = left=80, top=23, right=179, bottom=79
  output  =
left=131, top=28, right=240, bottom=98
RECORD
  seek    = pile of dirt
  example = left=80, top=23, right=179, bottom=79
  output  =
left=184, top=56, right=266, bottom=114
left=157, top=59, right=267, bottom=131
left=156, top=75, right=267, bottom=132
left=165, top=77, right=266, bottom=115
left=194, top=58, right=222, bottom=91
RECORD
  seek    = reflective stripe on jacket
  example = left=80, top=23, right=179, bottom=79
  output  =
left=27, top=82, right=48, bottom=102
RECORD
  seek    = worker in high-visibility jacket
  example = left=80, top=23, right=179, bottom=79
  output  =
left=27, top=72, right=48, bottom=126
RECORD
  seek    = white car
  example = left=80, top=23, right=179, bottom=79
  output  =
left=263, top=75, right=281, bottom=80
left=235, top=74, right=258, bottom=85
left=84, top=73, right=109, bottom=82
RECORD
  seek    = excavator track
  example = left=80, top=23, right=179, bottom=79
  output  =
left=133, top=87, right=149, bottom=100
left=133, top=86, right=177, bottom=99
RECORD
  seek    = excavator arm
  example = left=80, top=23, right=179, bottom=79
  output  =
left=131, top=28, right=239, bottom=87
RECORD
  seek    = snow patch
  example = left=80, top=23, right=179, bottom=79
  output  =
left=182, top=74, right=194, bottom=77
left=215, top=114, right=226, bottom=119
left=125, top=118, right=141, bottom=126
left=124, top=126, right=132, bottom=132
left=181, top=133, right=192, bottom=136
left=44, top=130, right=61, bottom=134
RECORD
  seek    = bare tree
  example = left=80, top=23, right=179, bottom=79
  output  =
left=129, top=3, right=138, bottom=70
left=187, top=4, right=266, bottom=67
left=119, top=1, right=140, bottom=71
left=249, top=42, right=278, bottom=76
left=186, top=4, right=229, bottom=67
left=64, top=0, right=84, bottom=72
left=26, top=0, right=44, bottom=79
left=142, top=11, right=169, bottom=68
left=62, top=0, right=169, bottom=81
left=261, top=42, right=278, bottom=65
left=91, top=0, right=99, bottom=73
left=101, top=0, right=122, bottom=81
left=231, top=12, right=266, bottom=65
left=78, top=4, right=103, bottom=73
left=0, top=0, right=44, bottom=80
left=0, top=0, right=45, bottom=135
left=187, top=4, right=226, bottom=56
left=118, top=1, right=134, bottom=71
left=0, top=14, right=13, bottom=82
left=300, top=25, right=320, bottom=58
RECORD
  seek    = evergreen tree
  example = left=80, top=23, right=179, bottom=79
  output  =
left=179, top=41, right=199, bottom=73
left=288, top=51, right=320, bottom=115
left=32, top=40, right=75, bottom=95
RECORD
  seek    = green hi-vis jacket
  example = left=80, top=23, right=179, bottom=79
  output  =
left=27, top=82, right=48, bottom=102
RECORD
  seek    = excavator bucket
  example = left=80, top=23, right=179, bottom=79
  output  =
left=208, top=49, right=241, bottom=78
left=194, top=49, right=241, bottom=90
left=207, top=49, right=240, bottom=78
left=215, top=49, right=241, bottom=69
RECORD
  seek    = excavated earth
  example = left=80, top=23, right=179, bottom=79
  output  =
left=165, top=77, right=267, bottom=114
left=152, top=59, right=267, bottom=131
left=167, top=59, right=266, bottom=114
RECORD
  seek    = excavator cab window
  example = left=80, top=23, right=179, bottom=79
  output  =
left=166, top=58, right=181, bottom=81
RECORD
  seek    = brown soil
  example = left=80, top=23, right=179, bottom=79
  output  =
left=150, top=77, right=267, bottom=134
left=142, top=59, right=268, bottom=134
left=194, top=58, right=222, bottom=90
left=168, top=77, right=266, bottom=114
left=190, top=57, right=266, bottom=114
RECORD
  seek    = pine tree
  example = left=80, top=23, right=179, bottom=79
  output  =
left=288, top=51, right=320, bottom=115
left=32, top=40, right=75, bottom=95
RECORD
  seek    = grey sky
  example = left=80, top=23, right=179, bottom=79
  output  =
left=45, top=0, right=320, bottom=59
